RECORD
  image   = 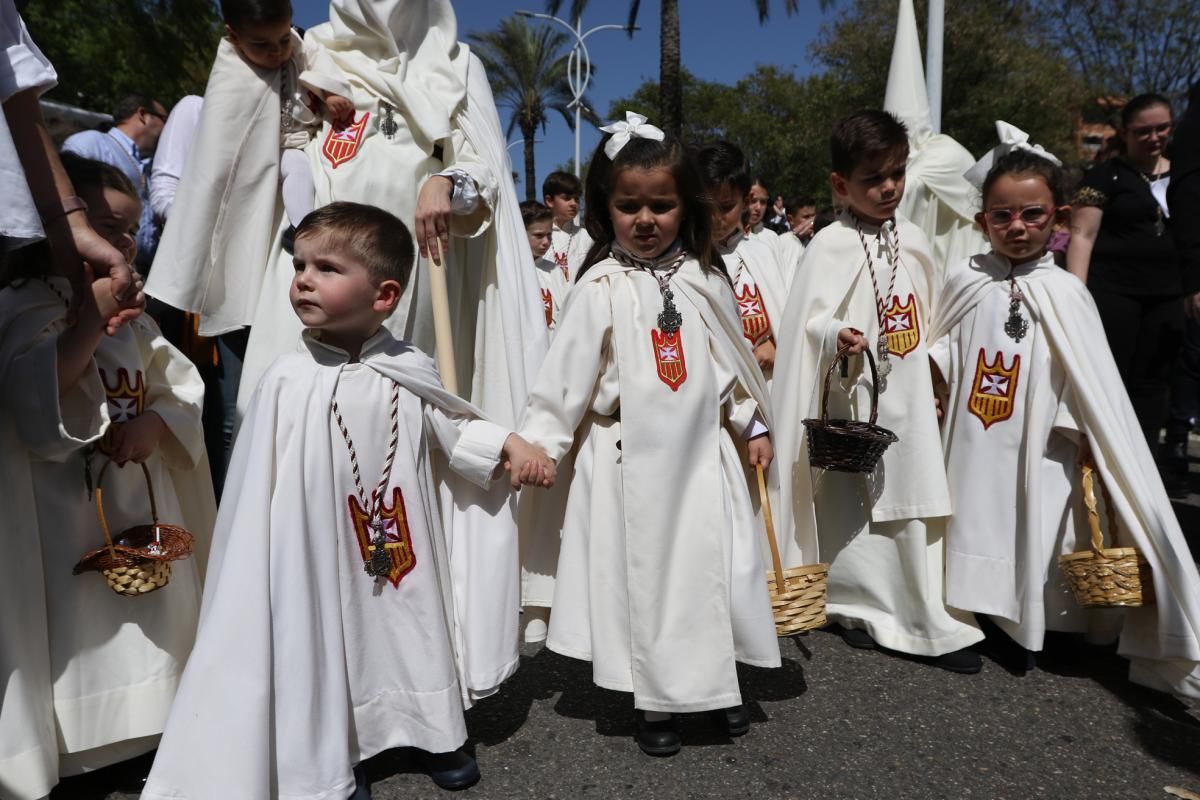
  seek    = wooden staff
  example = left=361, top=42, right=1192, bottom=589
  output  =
left=429, top=239, right=458, bottom=395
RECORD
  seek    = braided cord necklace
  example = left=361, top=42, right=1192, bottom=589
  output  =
left=853, top=215, right=900, bottom=391
left=612, top=246, right=687, bottom=334
left=332, top=378, right=402, bottom=579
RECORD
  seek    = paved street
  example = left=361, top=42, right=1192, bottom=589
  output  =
left=56, top=464, right=1200, bottom=800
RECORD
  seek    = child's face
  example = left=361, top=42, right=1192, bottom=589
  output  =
left=831, top=149, right=907, bottom=225
left=708, top=182, right=745, bottom=244
left=81, top=185, right=140, bottom=264
left=544, top=193, right=579, bottom=225
left=608, top=166, right=682, bottom=260
left=226, top=17, right=294, bottom=71
left=975, top=173, right=1068, bottom=264
left=746, top=184, right=769, bottom=227
left=526, top=220, right=552, bottom=259
left=290, top=232, right=399, bottom=338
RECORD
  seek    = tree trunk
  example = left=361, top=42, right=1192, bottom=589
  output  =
left=522, top=122, right=537, bottom=202
left=659, top=0, right=682, bottom=138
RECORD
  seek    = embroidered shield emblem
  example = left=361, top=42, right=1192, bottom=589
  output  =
left=97, top=367, right=147, bottom=455
left=348, top=487, right=415, bottom=588
left=554, top=249, right=569, bottom=268
left=968, top=348, right=1021, bottom=429
left=651, top=328, right=688, bottom=391
left=322, top=112, right=370, bottom=169
left=883, top=293, right=921, bottom=358
left=541, top=287, right=554, bottom=328
left=736, top=282, right=771, bottom=345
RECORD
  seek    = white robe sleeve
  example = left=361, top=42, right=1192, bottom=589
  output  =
left=424, top=405, right=508, bottom=489
left=1051, top=370, right=1083, bottom=442
left=430, top=125, right=496, bottom=239
left=710, top=324, right=761, bottom=437
left=297, top=33, right=353, bottom=101
left=133, top=316, right=206, bottom=469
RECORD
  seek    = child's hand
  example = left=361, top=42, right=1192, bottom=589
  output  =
left=753, top=338, right=776, bottom=371
left=837, top=327, right=868, bottom=355
left=503, top=433, right=556, bottom=490
left=107, top=411, right=166, bottom=465
left=747, top=434, right=773, bottom=470
left=934, top=395, right=944, bottom=423
left=324, top=93, right=355, bottom=128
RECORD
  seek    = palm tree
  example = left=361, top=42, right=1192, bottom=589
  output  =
left=469, top=17, right=599, bottom=200
left=547, top=1, right=804, bottom=139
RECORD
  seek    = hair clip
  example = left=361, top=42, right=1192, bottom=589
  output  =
left=599, top=111, right=665, bottom=159
left=964, top=121, right=1061, bottom=189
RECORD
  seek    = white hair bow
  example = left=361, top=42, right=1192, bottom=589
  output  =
left=599, top=111, right=666, bottom=159
left=963, top=120, right=1062, bottom=189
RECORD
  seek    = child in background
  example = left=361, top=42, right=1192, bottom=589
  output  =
left=142, top=202, right=554, bottom=799
left=519, top=112, right=780, bottom=757
left=542, top=170, right=593, bottom=280
left=772, top=109, right=983, bottom=673
left=522, top=200, right=568, bottom=331
left=696, top=141, right=787, bottom=379
left=929, top=141, right=1200, bottom=698
left=0, top=155, right=214, bottom=800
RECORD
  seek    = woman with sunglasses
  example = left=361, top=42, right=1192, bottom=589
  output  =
left=1066, top=94, right=1187, bottom=483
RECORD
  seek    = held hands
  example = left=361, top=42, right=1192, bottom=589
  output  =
left=323, top=93, right=355, bottom=129
left=502, top=433, right=557, bottom=490
left=747, top=434, right=774, bottom=471
left=837, top=327, right=869, bottom=355
left=107, top=411, right=166, bottom=466
left=753, top=338, right=776, bottom=371
left=415, top=175, right=454, bottom=265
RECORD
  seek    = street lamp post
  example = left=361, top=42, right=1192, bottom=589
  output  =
left=516, top=9, right=637, bottom=179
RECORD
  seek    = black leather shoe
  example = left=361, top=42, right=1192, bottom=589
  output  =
left=347, top=764, right=371, bottom=800
left=709, top=704, right=751, bottom=737
left=840, top=626, right=878, bottom=650
left=635, top=711, right=681, bottom=756
left=417, top=748, right=480, bottom=791
left=933, top=647, right=983, bottom=674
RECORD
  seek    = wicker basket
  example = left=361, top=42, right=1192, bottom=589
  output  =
left=802, top=344, right=898, bottom=473
left=73, top=459, right=194, bottom=597
left=1057, top=459, right=1153, bottom=608
left=756, top=464, right=828, bottom=635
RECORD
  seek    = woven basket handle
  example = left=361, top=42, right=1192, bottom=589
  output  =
left=1079, top=458, right=1118, bottom=554
left=755, top=463, right=787, bottom=591
left=94, top=458, right=160, bottom=559
left=821, top=343, right=882, bottom=426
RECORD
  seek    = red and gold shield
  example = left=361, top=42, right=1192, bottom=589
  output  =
left=322, top=112, right=370, bottom=169
left=968, top=348, right=1021, bottom=430
left=541, top=288, right=554, bottom=328
left=883, top=293, right=921, bottom=358
left=348, top=487, right=416, bottom=588
left=97, top=367, right=147, bottom=455
left=651, top=328, right=688, bottom=391
left=736, top=283, right=772, bottom=345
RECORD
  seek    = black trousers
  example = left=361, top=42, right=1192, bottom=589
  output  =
left=1089, top=288, right=1184, bottom=446
left=1168, top=315, right=1200, bottom=442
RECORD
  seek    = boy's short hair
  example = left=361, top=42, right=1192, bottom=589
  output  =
left=695, top=141, right=752, bottom=196
left=60, top=152, right=139, bottom=201
left=542, top=171, right=582, bottom=199
left=220, top=0, right=292, bottom=29
left=295, top=202, right=415, bottom=289
left=786, top=195, right=817, bottom=215
left=520, top=200, right=554, bottom=228
left=830, top=110, right=909, bottom=175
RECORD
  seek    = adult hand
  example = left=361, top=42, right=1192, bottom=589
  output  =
left=48, top=218, right=144, bottom=334
left=415, top=175, right=453, bottom=265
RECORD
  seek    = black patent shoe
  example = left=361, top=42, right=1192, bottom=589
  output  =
left=709, top=704, right=751, bottom=737
left=635, top=711, right=681, bottom=756
left=933, top=647, right=983, bottom=674
left=839, top=625, right=878, bottom=650
left=347, top=764, right=371, bottom=800
left=416, top=748, right=481, bottom=791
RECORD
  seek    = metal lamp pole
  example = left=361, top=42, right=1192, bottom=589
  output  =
left=516, top=9, right=637, bottom=178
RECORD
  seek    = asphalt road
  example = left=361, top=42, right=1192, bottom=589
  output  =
left=55, top=472, right=1200, bottom=800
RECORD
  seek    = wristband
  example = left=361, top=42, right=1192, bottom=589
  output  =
left=40, top=195, right=89, bottom=224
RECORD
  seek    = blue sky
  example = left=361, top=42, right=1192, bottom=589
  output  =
left=293, top=0, right=837, bottom=196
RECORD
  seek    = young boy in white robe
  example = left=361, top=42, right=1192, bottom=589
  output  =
left=140, top=202, right=554, bottom=800
left=519, top=112, right=781, bottom=757
left=772, top=109, right=984, bottom=673
left=0, top=155, right=214, bottom=800
left=543, top=170, right=593, bottom=281
left=929, top=142, right=1200, bottom=698
left=697, top=141, right=788, bottom=382
left=522, top=200, right=568, bottom=332
left=220, top=0, right=353, bottom=229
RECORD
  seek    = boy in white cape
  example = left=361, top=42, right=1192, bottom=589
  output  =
left=772, top=110, right=983, bottom=672
left=930, top=134, right=1200, bottom=699
left=141, top=202, right=554, bottom=800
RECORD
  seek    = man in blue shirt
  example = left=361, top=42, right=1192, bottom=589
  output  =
left=62, top=92, right=167, bottom=269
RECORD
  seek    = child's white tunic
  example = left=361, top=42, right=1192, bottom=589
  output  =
left=930, top=252, right=1200, bottom=698
left=0, top=279, right=213, bottom=800
left=550, top=219, right=593, bottom=283
left=520, top=256, right=780, bottom=713
left=533, top=255, right=570, bottom=332
left=141, top=331, right=519, bottom=800
left=772, top=215, right=982, bottom=656
left=720, top=231, right=787, bottom=385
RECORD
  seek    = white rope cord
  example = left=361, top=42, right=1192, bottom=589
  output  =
left=332, top=379, right=401, bottom=523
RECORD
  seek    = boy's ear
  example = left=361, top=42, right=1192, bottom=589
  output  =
left=974, top=211, right=990, bottom=233
left=829, top=171, right=848, bottom=199
left=374, top=279, right=403, bottom=313
left=223, top=23, right=238, bottom=42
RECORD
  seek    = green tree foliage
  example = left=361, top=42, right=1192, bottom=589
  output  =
left=21, top=0, right=221, bottom=113
left=469, top=16, right=599, bottom=201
